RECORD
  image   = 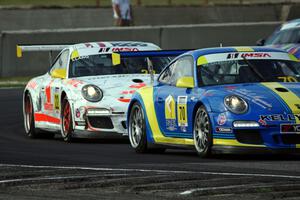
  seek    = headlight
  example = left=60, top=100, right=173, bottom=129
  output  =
left=224, top=95, right=248, bottom=114
left=81, top=85, right=103, bottom=102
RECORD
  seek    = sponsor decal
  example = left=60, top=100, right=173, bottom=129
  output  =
left=71, top=55, right=89, bottom=61
left=27, top=81, right=37, bottom=89
left=98, top=48, right=111, bottom=53
left=234, top=89, right=272, bottom=109
left=224, top=86, right=237, bottom=90
left=180, top=126, right=187, bottom=132
left=177, top=96, right=188, bottom=127
left=112, top=47, right=139, bottom=52
left=44, top=80, right=54, bottom=111
left=227, top=53, right=271, bottom=59
left=258, top=119, right=267, bottom=126
left=129, top=83, right=146, bottom=89
left=260, top=114, right=300, bottom=122
left=217, top=113, right=227, bottom=125
left=84, top=43, right=94, bottom=48
left=281, top=124, right=300, bottom=133
left=110, top=42, right=148, bottom=47
left=121, top=90, right=135, bottom=95
left=54, top=93, right=60, bottom=110
left=98, top=42, right=106, bottom=47
left=66, top=80, right=83, bottom=88
left=216, top=127, right=232, bottom=133
left=165, top=95, right=176, bottom=131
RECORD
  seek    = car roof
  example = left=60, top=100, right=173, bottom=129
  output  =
left=183, top=46, right=287, bottom=58
left=280, top=19, right=300, bottom=31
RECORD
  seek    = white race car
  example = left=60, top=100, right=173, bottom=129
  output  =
left=19, top=41, right=184, bottom=141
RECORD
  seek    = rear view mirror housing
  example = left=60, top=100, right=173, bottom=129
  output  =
left=176, top=76, right=195, bottom=88
left=51, top=68, right=66, bottom=79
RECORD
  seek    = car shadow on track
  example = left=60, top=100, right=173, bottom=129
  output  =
left=211, top=153, right=300, bottom=161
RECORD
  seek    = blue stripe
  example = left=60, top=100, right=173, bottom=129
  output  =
left=118, top=50, right=191, bottom=57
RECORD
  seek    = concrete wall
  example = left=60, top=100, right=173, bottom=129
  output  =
left=0, top=4, right=296, bottom=31
left=1, top=26, right=161, bottom=77
left=0, top=22, right=281, bottom=77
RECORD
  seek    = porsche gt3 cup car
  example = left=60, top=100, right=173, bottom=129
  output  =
left=127, top=46, right=300, bottom=157
left=257, top=18, right=300, bottom=59
left=20, top=41, right=185, bottom=142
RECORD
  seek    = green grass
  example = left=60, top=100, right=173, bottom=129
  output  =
left=0, top=0, right=287, bottom=7
left=0, top=76, right=32, bottom=88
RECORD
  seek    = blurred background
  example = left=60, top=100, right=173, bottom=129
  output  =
left=0, top=0, right=299, bottom=83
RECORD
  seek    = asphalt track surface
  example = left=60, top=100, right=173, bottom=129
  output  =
left=1, top=88, right=300, bottom=199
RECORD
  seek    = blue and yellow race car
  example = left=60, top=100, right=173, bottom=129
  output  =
left=127, top=46, right=300, bottom=157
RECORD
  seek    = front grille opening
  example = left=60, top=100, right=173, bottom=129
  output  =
left=121, top=121, right=127, bottom=129
left=276, top=134, right=300, bottom=145
left=88, top=116, right=114, bottom=129
left=234, top=129, right=263, bottom=145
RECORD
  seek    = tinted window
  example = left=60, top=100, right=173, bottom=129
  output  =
left=198, top=59, right=300, bottom=86
left=69, top=54, right=171, bottom=78
left=265, top=28, right=300, bottom=45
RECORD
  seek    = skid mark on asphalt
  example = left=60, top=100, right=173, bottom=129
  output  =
left=1, top=163, right=300, bottom=180
left=1, top=164, right=300, bottom=199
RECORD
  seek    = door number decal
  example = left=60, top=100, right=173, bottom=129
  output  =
left=177, top=96, right=188, bottom=127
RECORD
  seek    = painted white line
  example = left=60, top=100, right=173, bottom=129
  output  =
left=180, top=183, right=298, bottom=195
left=180, top=184, right=262, bottom=195
left=0, top=174, right=102, bottom=184
left=1, top=163, right=300, bottom=180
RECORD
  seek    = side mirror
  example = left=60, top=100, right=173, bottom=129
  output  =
left=51, top=68, right=66, bottom=79
left=176, top=76, right=195, bottom=88
left=112, top=53, right=121, bottom=66
left=256, top=38, right=265, bottom=46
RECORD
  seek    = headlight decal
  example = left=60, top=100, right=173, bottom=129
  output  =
left=224, top=95, right=248, bottom=114
left=81, top=85, right=103, bottom=102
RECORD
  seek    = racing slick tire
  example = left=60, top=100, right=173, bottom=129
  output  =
left=129, top=102, right=166, bottom=154
left=61, top=97, right=74, bottom=142
left=193, top=105, right=213, bottom=158
left=24, top=93, right=39, bottom=138
left=128, top=102, right=148, bottom=153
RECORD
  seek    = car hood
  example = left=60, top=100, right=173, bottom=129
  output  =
left=203, top=82, right=300, bottom=116
left=73, top=74, right=154, bottom=102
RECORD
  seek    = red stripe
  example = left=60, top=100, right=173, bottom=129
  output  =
left=117, top=98, right=131, bottom=103
left=34, top=113, right=60, bottom=124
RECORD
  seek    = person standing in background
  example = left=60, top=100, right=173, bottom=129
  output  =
left=112, top=0, right=133, bottom=26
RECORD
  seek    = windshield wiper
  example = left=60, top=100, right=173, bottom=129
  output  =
left=242, top=56, right=266, bottom=82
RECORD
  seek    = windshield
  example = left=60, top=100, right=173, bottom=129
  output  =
left=265, top=28, right=300, bottom=45
left=198, top=59, right=300, bottom=86
left=69, top=54, right=172, bottom=78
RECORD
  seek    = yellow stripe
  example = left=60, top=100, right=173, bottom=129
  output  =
left=289, top=54, right=299, bottom=62
left=138, top=87, right=194, bottom=145
left=261, top=82, right=300, bottom=123
left=297, top=144, right=300, bottom=148
left=234, top=47, right=254, bottom=52
left=214, top=139, right=265, bottom=147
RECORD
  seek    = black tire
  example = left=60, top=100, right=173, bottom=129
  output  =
left=193, top=105, right=213, bottom=158
left=128, top=102, right=148, bottom=153
left=24, top=93, right=39, bottom=138
left=61, top=97, right=73, bottom=142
